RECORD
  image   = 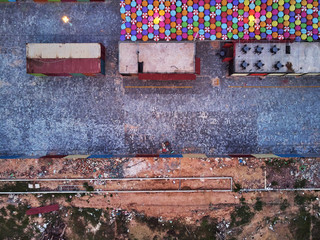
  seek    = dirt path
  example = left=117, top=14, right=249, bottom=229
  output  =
left=72, top=192, right=239, bottom=220
left=0, top=157, right=265, bottom=191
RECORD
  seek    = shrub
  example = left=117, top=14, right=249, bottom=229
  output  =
left=254, top=197, right=264, bottom=211
left=280, top=199, right=290, bottom=211
left=294, top=179, right=307, bottom=189
left=0, top=182, right=28, bottom=192
left=294, top=194, right=316, bottom=206
left=230, top=199, right=254, bottom=227
left=83, top=182, right=94, bottom=192
left=289, top=208, right=311, bottom=240
left=233, top=183, right=242, bottom=193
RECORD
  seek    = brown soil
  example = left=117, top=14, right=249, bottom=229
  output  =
left=0, top=157, right=266, bottom=191
left=0, top=157, right=320, bottom=239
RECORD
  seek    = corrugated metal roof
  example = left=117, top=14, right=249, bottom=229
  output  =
left=26, top=43, right=102, bottom=59
left=27, top=58, right=101, bottom=74
left=26, top=204, right=59, bottom=215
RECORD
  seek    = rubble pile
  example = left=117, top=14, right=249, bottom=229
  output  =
left=39, top=220, right=66, bottom=240
left=110, top=208, right=134, bottom=224
left=64, top=158, right=129, bottom=178
left=295, top=158, right=320, bottom=187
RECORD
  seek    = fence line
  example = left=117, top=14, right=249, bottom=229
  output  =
left=1, top=188, right=320, bottom=195
left=0, top=177, right=233, bottom=193
left=0, top=177, right=233, bottom=182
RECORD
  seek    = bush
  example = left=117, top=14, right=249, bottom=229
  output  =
left=230, top=199, right=254, bottom=227
left=290, top=208, right=311, bottom=240
left=0, top=182, right=28, bottom=192
left=280, top=199, right=290, bottom=211
left=0, top=204, right=32, bottom=239
left=136, top=213, right=218, bottom=239
left=70, top=209, right=86, bottom=237
left=0, top=207, right=7, bottom=216
left=311, top=215, right=320, bottom=239
left=233, top=183, right=242, bottom=193
left=294, top=179, right=307, bottom=189
left=254, top=198, right=264, bottom=211
left=194, top=216, right=218, bottom=239
left=83, top=182, right=94, bottom=192
left=294, top=194, right=316, bottom=206
left=71, top=207, right=102, bottom=226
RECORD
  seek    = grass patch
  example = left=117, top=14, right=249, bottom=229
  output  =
left=194, top=216, right=218, bottom=240
left=0, top=182, right=29, bottom=192
left=84, top=208, right=102, bottom=226
left=115, top=210, right=128, bottom=235
left=71, top=207, right=102, bottom=226
left=311, top=213, right=320, bottom=239
left=38, top=193, right=76, bottom=205
left=265, top=158, right=295, bottom=168
left=136, top=215, right=159, bottom=231
left=94, top=210, right=115, bottom=239
left=70, top=208, right=115, bottom=239
left=70, top=208, right=87, bottom=238
left=271, top=181, right=278, bottom=186
left=289, top=208, right=311, bottom=240
left=135, top=213, right=218, bottom=240
left=0, top=204, right=33, bottom=239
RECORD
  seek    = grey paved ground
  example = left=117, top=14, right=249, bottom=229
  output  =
left=0, top=2, right=319, bottom=156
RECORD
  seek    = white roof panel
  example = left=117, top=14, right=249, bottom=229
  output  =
left=234, top=42, right=320, bottom=74
left=26, top=43, right=101, bottom=59
left=119, top=42, right=195, bottom=74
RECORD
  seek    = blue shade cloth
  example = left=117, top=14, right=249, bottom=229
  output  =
left=87, top=154, right=114, bottom=159
left=159, top=154, right=183, bottom=158
left=0, top=155, right=23, bottom=159
left=274, top=154, right=303, bottom=158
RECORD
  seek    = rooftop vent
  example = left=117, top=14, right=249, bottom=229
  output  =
left=138, top=61, right=144, bottom=73
left=286, top=45, right=291, bottom=54
left=241, top=61, right=249, bottom=70
left=254, top=46, right=263, bottom=55
left=219, top=49, right=226, bottom=57
left=255, top=60, right=264, bottom=69
left=241, top=44, right=251, bottom=54
left=274, top=61, right=284, bottom=70
left=271, top=45, right=280, bottom=54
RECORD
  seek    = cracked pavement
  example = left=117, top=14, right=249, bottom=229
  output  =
left=0, top=2, right=319, bottom=155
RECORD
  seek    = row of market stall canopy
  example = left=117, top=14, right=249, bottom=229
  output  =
left=0, top=0, right=102, bottom=2
left=26, top=42, right=320, bottom=78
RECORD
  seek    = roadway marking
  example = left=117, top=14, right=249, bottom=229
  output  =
left=125, top=86, right=193, bottom=89
left=228, top=85, right=320, bottom=88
